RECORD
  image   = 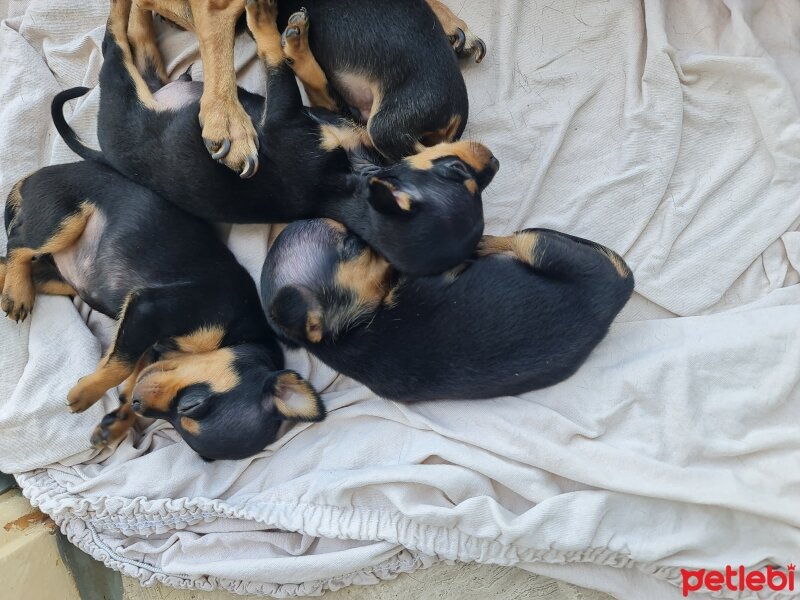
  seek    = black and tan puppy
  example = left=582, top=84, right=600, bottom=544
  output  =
left=1, top=161, right=324, bottom=460
left=275, top=0, right=483, bottom=159
left=124, top=0, right=484, bottom=176
left=53, top=0, right=498, bottom=276
left=261, top=220, right=634, bottom=401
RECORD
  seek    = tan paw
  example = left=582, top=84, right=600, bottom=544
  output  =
left=90, top=405, right=136, bottom=449
left=67, top=378, right=105, bottom=413
left=199, top=97, right=260, bottom=178
left=448, top=26, right=486, bottom=63
left=1, top=285, right=34, bottom=323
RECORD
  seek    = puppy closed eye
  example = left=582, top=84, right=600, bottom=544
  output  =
left=176, top=386, right=214, bottom=417
left=446, top=160, right=472, bottom=180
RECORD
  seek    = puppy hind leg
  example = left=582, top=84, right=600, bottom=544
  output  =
left=425, top=0, right=486, bottom=63
left=246, top=0, right=282, bottom=68
left=106, top=0, right=159, bottom=110
left=128, top=5, right=168, bottom=92
left=281, top=10, right=338, bottom=111
left=2, top=202, right=93, bottom=322
left=247, top=0, right=304, bottom=125
left=31, top=256, right=77, bottom=297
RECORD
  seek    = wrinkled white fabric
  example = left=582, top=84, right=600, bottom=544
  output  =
left=1, top=1, right=799, bottom=598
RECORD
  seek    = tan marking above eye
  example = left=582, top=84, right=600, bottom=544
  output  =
left=406, top=141, right=493, bottom=172
left=175, top=325, right=226, bottom=353
left=464, top=179, right=478, bottom=194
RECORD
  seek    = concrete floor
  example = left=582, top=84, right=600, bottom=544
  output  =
left=122, top=563, right=614, bottom=600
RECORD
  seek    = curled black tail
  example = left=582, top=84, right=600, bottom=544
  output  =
left=51, top=87, right=109, bottom=165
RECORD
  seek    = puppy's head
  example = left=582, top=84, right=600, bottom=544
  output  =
left=261, top=219, right=396, bottom=345
left=358, top=140, right=498, bottom=276
left=130, top=345, right=324, bottom=460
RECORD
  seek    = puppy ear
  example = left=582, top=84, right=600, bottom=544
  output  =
left=269, top=370, right=325, bottom=422
left=367, top=177, right=414, bottom=214
left=269, top=285, right=325, bottom=343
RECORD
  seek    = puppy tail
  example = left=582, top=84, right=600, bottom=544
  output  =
left=51, top=87, right=110, bottom=166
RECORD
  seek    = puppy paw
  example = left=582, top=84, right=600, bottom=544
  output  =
left=67, top=378, right=105, bottom=413
left=200, top=97, right=260, bottom=178
left=1, top=287, right=34, bottom=323
left=91, top=405, right=136, bottom=449
left=448, top=27, right=486, bottom=63
left=281, top=9, right=309, bottom=59
left=245, top=0, right=278, bottom=30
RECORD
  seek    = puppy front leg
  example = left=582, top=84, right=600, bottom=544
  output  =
left=191, top=0, right=260, bottom=178
left=425, top=0, right=486, bottom=63
left=67, top=282, right=222, bottom=413
left=90, top=350, right=155, bottom=449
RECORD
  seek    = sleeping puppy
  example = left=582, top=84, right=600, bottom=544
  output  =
left=275, top=0, right=483, bottom=160
left=125, top=0, right=485, bottom=175
left=261, top=219, right=634, bottom=401
left=1, top=161, right=324, bottom=461
left=53, top=0, right=498, bottom=276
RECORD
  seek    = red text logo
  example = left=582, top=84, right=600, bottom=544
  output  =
left=681, top=564, right=795, bottom=596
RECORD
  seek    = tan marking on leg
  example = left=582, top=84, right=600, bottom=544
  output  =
left=512, top=231, right=541, bottom=265
left=406, top=140, right=493, bottom=172
left=132, top=348, right=239, bottom=413
left=425, top=0, right=468, bottom=34
left=1, top=249, right=35, bottom=322
left=180, top=416, right=201, bottom=435
left=175, top=324, right=226, bottom=353
left=36, top=280, right=77, bottom=297
left=319, top=123, right=371, bottom=152
left=425, top=0, right=485, bottom=62
left=136, top=0, right=194, bottom=30
left=246, top=0, right=282, bottom=67
left=68, top=357, right=134, bottom=413
left=0, top=259, right=6, bottom=290
left=475, top=234, right=515, bottom=258
left=121, top=351, right=155, bottom=400
left=419, top=115, right=462, bottom=147
left=128, top=5, right=168, bottom=83
left=1, top=202, right=92, bottom=322
left=191, top=0, right=257, bottom=174
left=281, top=10, right=338, bottom=111
left=109, top=0, right=159, bottom=109
left=7, top=178, right=25, bottom=212
left=598, top=246, right=632, bottom=279
left=476, top=231, right=541, bottom=265
left=91, top=403, right=137, bottom=449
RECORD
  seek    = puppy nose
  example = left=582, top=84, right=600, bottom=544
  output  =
left=489, top=154, right=500, bottom=173
left=131, top=398, right=142, bottom=413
